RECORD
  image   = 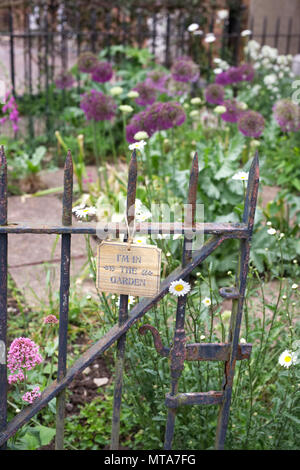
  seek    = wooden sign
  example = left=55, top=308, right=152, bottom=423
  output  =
left=96, top=241, right=161, bottom=297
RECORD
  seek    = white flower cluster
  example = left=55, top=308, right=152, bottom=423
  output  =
left=244, top=40, right=294, bottom=99
left=213, top=57, right=230, bottom=75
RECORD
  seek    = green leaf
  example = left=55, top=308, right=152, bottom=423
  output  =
left=283, top=413, right=300, bottom=426
left=214, top=160, right=235, bottom=180
left=226, top=133, right=245, bottom=161
left=37, top=425, right=56, bottom=446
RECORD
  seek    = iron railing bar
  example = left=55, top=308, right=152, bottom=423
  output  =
left=0, top=222, right=249, bottom=236
left=215, top=154, right=259, bottom=449
left=0, top=234, right=225, bottom=446
left=164, top=152, right=198, bottom=450
left=1, top=30, right=299, bottom=39
left=110, top=150, right=137, bottom=450
left=0, top=147, right=7, bottom=450
left=55, top=150, right=73, bottom=450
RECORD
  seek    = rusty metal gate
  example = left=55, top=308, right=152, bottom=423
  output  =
left=0, top=145, right=259, bottom=450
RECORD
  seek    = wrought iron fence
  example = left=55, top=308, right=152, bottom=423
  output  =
left=0, top=144, right=259, bottom=450
left=1, top=2, right=300, bottom=142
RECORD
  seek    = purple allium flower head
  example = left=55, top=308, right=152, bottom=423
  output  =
left=143, top=102, right=164, bottom=134
left=126, top=101, right=186, bottom=142
left=7, top=337, right=43, bottom=374
left=273, top=99, right=300, bottom=132
left=80, top=90, right=117, bottom=122
left=166, top=78, right=190, bottom=97
left=77, top=52, right=98, bottom=73
left=171, top=56, right=199, bottom=83
left=145, top=70, right=169, bottom=93
left=91, top=61, right=113, bottom=83
left=55, top=71, right=74, bottom=90
left=126, top=110, right=153, bottom=143
left=205, top=84, right=225, bottom=105
left=44, top=314, right=59, bottom=324
left=215, top=71, right=230, bottom=86
left=133, top=82, right=157, bottom=106
left=239, top=63, right=255, bottom=82
left=156, top=102, right=186, bottom=130
left=238, top=110, right=265, bottom=137
left=22, top=386, right=41, bottom=404
left=220, top=99, right=243, bottom=123
left=226, top=66, right=244, bottom=84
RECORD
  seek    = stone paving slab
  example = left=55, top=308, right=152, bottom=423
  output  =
left=7, top=194, right=97, bottom=307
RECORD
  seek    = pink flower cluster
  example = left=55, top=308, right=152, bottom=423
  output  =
left=7, top=337, right=43, bottom=374
left=22, top=386, right=41, bottom=404
left=8, top=370, right=25, bottom=384
left=1, top=92, right=19, bottom=133
left=44, top=314, right=59, bottom=324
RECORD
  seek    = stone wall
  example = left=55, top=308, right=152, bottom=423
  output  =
left=248, top=0, right=300, bottom=55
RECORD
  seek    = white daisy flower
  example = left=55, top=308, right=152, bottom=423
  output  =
left=267, top=227, right=276, bottom=235
left=240, top=338, right=246, bottom=344
left=187, top=23, right=199, bottom=32
left=73, top=206, right=97, bottom=219
left=133, top=236, right=147, bottom=245
left=213, top=68, right=223, bottom=74
left=241, top=29, right=252, bottom=37
left=202, top=297, right=211, bottom=307
left=200, top=335, right=206, bottom=340
left=72, top=203, right=85, bottom=213
left=129, top=140, right=147, bottom=151
left=217, top=9, right=228, bottom=20
left=291, top=283, right=298, bottom=289
left=278, top=350, right=297, bottom=368
left=204, top=33, right=216, bottom=43
left=232, top=171, right=249, bottom=181
left=169, top=279, right=191, bottom=297
left=134, top=199, right=152, bottom=222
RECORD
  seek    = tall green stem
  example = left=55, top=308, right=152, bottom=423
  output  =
left=92, top=120, right=101, bottom=187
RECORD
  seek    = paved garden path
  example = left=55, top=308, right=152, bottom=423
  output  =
left=8, top=166, right=99, bottom=307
